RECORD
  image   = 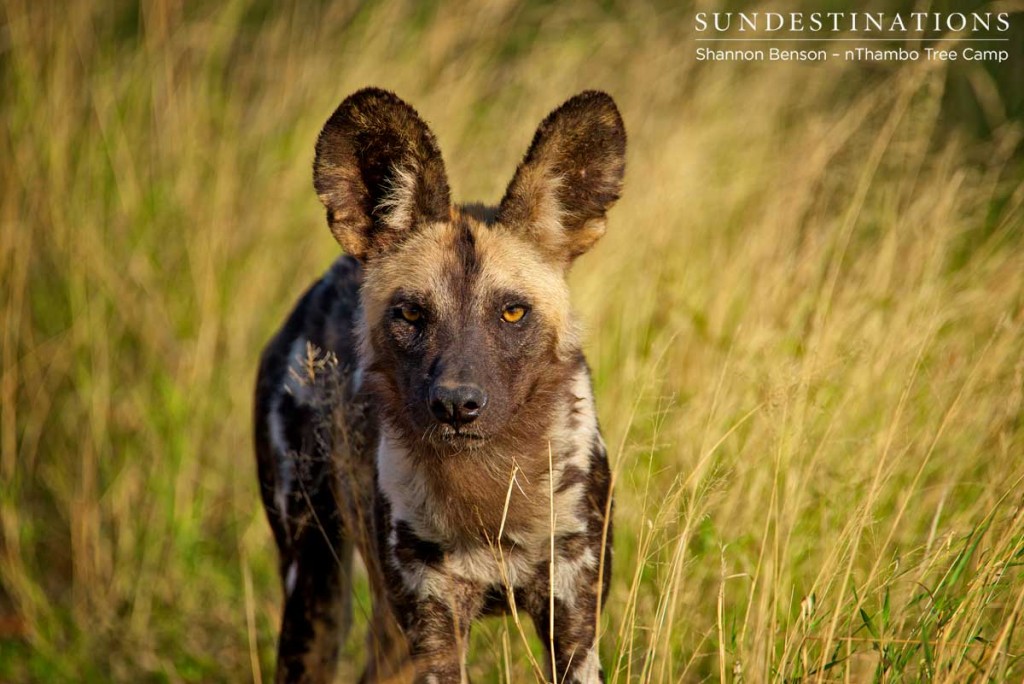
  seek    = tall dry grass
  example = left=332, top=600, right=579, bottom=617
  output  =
left=1, top=1, right=1022, bottom=681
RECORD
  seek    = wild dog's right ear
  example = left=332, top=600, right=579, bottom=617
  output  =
left=313, top=88, right=451, bottom=261
left=498, top=91, right=626, bottom=266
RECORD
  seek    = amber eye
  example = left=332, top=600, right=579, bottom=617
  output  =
left=399, top=304, right=422, bottom=323
left=501, top=305, right=527, bottom=323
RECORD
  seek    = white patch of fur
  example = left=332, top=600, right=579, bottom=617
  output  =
left=547, top=366, right=602, bottom=536
left=377, top=430, right=448, bottom=594
left=552, top=490, right=587, bottom=537
left=569, top=646, right=603, bottom=683
left=447, top=543, right=537, bottom=589
left=267, top=398, right=293, bottom=523
left=285, top=561, right=298, bottom=596
left=399, top=561, right=430, bottom=597
left=378, top=164, right=418, bottom=233
left=551, top=547, right=597, bottom=609
left=376, top=429, right=431, bottom=533
left=565, top=368, right=600, bottom=468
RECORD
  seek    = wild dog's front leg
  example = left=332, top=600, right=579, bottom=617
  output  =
left=276, top=531, right=353, bottom=684
left=531, top=443, right=613, bottom=684
left=400, top=593, right=482, bottom=683
left=379, top=514, right=482, bottom=683
left=530, top=551, right=607, bottom=684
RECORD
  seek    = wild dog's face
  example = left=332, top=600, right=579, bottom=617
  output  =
left=313, top=89, right=625, bottom=451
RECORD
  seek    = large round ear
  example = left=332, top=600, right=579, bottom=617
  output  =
left=314, top=88, right=451, bottom=261
left=497, top=91, right=626, bottom=266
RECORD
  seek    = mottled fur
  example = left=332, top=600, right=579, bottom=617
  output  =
left=255, top=88, right=625, bottom=683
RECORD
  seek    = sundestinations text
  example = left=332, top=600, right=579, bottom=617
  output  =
left=694, top=12, right=1010, bottom=34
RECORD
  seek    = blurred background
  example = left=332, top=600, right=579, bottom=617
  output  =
left=1, top=0, right=1022, bottom=681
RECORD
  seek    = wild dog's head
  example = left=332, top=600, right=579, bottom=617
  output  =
left=314, top=88, right=625, bottom=452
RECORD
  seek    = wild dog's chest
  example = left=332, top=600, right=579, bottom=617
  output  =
left=375, top=433, right=597, bottom=592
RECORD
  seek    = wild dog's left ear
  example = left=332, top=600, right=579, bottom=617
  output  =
left=498, top=91, right=626, bottom=265
left=314, top=88, right=451, bottom=261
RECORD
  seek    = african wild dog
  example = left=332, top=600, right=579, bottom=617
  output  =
left=254, top=87, right=625, bottom=683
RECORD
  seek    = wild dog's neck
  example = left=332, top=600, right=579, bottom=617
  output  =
left=374, top=355, right=599, bottom=544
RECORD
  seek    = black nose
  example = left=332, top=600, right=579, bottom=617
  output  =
left=429, top=382, right=487, bottom=426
